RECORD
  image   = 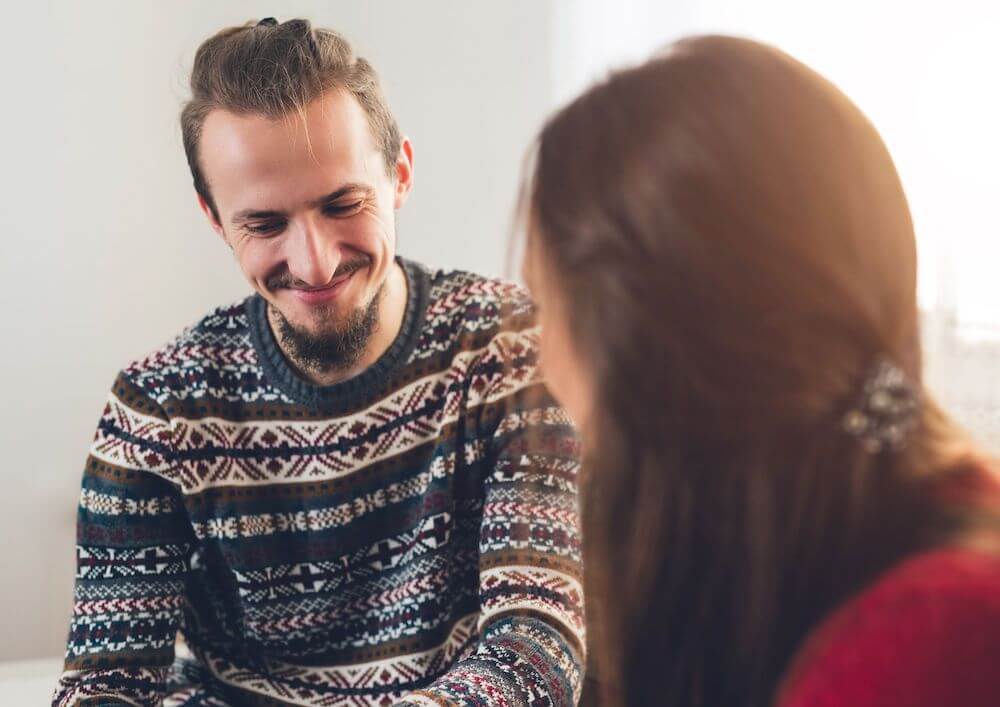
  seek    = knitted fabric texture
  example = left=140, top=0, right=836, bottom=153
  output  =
left=53, top=260, right=584, bottom=706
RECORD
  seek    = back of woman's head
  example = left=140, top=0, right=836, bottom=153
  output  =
left=525, top=36, right=976, bottom=706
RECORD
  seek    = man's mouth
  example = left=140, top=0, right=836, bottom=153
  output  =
left=286, top=264, right=367, bottom=304
left=301, top=269, right=355, bottom=292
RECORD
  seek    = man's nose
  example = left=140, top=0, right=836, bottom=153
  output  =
left=284, top=216, right=339, bottom=288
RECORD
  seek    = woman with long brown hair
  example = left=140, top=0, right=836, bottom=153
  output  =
left=520, top=36, right=1000, bottom=706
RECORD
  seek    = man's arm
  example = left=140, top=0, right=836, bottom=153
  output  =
left=53, top=373, right=194, bottom=707
left=398, top=326, right=586, bottom=706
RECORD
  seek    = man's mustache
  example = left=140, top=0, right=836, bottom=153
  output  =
left=266, top=256, right=372, bottom=290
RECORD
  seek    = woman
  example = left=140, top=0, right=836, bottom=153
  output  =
left=520, top=36, right=1000, bottom=706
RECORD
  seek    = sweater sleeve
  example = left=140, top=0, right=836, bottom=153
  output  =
left=777, top=551, right=1000, bottom=707
left=52, top=372, right=195, bottom=707
left=396, top=326, right=586, bottom=706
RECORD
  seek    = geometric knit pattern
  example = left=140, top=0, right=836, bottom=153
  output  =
left=53, top=260, right=584, bottom=706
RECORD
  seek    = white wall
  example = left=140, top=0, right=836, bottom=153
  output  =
left=0, top=0, right=556, bottom=661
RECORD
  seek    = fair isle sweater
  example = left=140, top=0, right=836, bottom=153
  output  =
left=53, top=260, right=585, bottom=706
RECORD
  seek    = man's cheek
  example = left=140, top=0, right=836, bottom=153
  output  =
left=352, top=206, right=395, bottom=250
left=237, top=244, right=277, bottom=282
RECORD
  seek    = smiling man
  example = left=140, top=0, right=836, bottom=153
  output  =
left=201, top=86, right=410, bottom=386
left=53, top=18, right=583, bottom=707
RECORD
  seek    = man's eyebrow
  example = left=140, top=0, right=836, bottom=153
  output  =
left=230, top=183, right=375, bottom=225
left=309, top=183, right=374, bottom=207
left=231, top=208, right=282, bottom=225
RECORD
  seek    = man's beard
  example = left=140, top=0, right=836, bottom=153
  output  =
left=271, top=282, right=385, bottom=375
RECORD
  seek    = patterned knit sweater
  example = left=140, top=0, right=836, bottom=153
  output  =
left=53, top=260, right=585, bottom=706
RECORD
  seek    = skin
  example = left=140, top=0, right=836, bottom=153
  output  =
left=521, top=236, right=594, bottom=434
left=197, top=89, right=414, bottom=385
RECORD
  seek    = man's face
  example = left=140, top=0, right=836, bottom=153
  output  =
left=198, top=90, right=412, bottom=347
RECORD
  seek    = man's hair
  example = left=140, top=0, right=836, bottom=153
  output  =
left=181, top=18, right=402, bottom=223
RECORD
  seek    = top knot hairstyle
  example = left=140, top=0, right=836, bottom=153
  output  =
left=180, top=18, right=402, bottom=222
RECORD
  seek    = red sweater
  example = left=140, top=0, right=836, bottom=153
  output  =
left=776, top=547, right=1000, bottom=707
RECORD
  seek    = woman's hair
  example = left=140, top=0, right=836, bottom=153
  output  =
left=523, top=35, right=987, bottom=706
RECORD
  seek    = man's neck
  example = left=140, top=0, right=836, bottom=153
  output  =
left=269, top=260, right=409, bottom=387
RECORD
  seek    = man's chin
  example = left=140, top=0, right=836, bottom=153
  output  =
left=275, top=310, right=349, bottom=341
left=272, top=295, right=349, bottom=327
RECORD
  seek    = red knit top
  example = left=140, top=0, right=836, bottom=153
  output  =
left=777, top=472, right=1000, bottom=707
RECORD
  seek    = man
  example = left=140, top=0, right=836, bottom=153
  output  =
left=53, top=18, right=583, bottom=706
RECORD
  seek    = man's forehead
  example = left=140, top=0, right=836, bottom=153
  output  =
left=202, top=94, right=373, bottom=166
left=199, top=91, right=384, bottom=212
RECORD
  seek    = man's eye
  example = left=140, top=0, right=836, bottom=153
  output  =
left=245, top=221, right=284, bottom=236
left=323, top=201, right=364, bottom=217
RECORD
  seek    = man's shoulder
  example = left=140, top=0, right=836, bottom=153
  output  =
left=416, top=265, right=543, bottom=401
left=118, top=296, right=259, bottom=405
left=422, top=264, right=536, bottom=336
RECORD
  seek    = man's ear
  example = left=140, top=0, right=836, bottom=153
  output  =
left=197, top=193, right=227, bottom=244
left=393, top=137, right=414, bottom=209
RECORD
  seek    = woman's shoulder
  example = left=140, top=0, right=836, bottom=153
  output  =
left=777, top=547, right=1000, bottom=707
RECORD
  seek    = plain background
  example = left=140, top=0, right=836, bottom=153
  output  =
left=0, top=0, right=557, bottom=661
